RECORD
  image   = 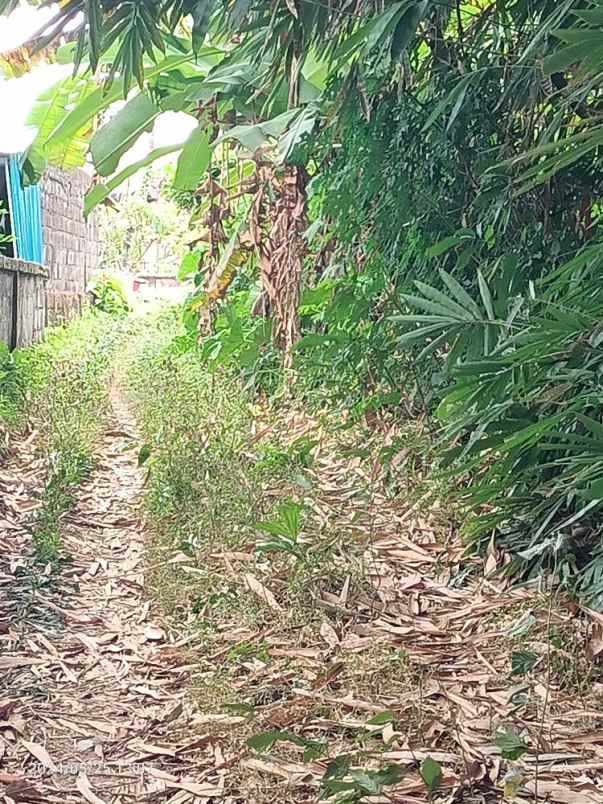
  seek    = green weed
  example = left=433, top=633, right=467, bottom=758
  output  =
left=255, top=500, right=305, bottom=561
left=226, top=640, right=270, bottom=664
left=125, top=311, right=267, bottom=556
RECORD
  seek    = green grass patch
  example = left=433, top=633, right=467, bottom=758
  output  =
left=1, top=311, right=125, bottom=564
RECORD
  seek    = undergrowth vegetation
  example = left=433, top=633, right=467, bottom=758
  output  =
left=123, top=312, right=453, bottom=799
left=0, top=312, right=123, bottom=563
left=3, top=0, right=603, bottom=796
left=121, top=311, right=603, bottom=802
left=126, top=311, right=260, bottom=556
left=125, top=311, right=324, bottom=619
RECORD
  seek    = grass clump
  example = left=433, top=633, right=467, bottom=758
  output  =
left=126, top=310, right=265, bottom=552
left=124, top=311, right=268, bottom=626
left=32, top=450, right=94, bottom=564
left=0, top=342, right=26, bottom=430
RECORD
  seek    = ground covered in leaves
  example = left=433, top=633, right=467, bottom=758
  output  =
left=0, top=393, right=225, bottom=802
left=2, top=359, right=603, bottom=803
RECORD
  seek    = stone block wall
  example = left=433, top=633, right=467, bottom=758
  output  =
left=41, top=167, right=99, bottom=324
left=0, top=255, right=48, bottom=348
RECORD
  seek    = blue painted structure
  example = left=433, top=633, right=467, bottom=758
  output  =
left=7, top=155, right=43, bottom=264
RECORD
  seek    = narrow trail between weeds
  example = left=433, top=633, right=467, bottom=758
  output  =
left=0, top=391, right=223, bottom=803
left=3, top=391, right=603, bottom=803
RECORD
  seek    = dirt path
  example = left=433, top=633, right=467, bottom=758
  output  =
left=0, top=393, right=223, bottom=803
left=3, top=393, right=603, bottom=803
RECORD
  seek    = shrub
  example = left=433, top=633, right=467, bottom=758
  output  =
left=88, top=273, right=131, bottom=316
left=400, top=248, right=603, bottom=605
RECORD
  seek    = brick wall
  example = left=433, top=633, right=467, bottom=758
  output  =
left=41, top=167, right=99, bottom=324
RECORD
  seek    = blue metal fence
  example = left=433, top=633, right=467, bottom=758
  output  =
left=8, top=155, right=43, bottom=264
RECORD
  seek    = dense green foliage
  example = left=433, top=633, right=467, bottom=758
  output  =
left=0, top=313, right=123, bottom=562
left=292, top=62, right=603, bottom=597
left=4, top=0, right=603, bottom=600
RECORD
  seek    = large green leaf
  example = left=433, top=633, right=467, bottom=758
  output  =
left=90, top=92, right=161, bottom=176
left=22, top=74, right=97, bottom=184
left=543, top=41, right=591, bottom=76
left=46, top=54, right=192, bottom=153
left=361, top=1, right=411, bottom=56
left=278, top=107, right=316, bottom=161
left=419, top=757, right=442, bottom=791
left=173, top=124, right=212, bottom=191
left=84, top=143, right=184, bottom=214
left=190, top=0, right=214, bottom=53
left=217, top=109, right=298, bottom=152
left=332, top=1, right=409, bottom=64
left=390, top=0, right=429, bottom=61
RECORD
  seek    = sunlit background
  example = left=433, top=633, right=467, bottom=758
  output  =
left=0, top=2, right=195, bottom=160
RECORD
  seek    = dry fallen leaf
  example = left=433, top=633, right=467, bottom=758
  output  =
left=320, top=620, right=339, bottom=649
left=588, top=622, right=603, bottom=658
left=132, top=742, right=177, bottom=758
left=244, top=573, right=282, bottom=611
left=165, top=780, right=223, bottom=796
left=21, top=740, right=57, bottom=772
left=0, top=771, right=25, bottom=783
left=0, top=657, right=46, bottom=670
left=76, top=772, right=108, bottom=804
left=144, top=625, right=166, bottom=642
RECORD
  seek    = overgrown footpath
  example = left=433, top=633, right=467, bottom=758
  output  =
left=0, top=311, right=233, bottom=802
left=2, top=309, right=603, bottom=803
left=123, top=312, right=603, bottom=804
